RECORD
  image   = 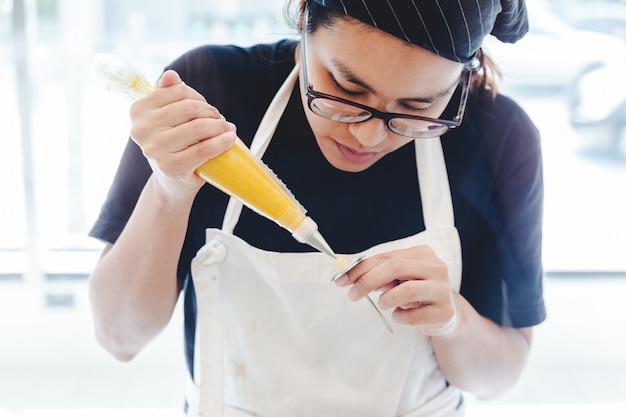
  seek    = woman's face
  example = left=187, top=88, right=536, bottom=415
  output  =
left=299, top=18, right=464, bottom=172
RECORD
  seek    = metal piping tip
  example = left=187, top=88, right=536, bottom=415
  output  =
left=307, top=230, right=337, bottom=259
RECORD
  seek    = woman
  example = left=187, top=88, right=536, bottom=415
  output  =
left=89, top=0, right=545, bottom=415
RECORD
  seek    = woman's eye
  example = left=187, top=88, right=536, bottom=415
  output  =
left=400, top=102, right=432, bottom=114
left=331, top=77, right=363, bottom=97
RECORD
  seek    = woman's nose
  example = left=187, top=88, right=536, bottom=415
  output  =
left=348, top=118, right=388, bottom=148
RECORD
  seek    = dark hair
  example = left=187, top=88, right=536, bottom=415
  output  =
left=284, top=0, right=501, bottom=97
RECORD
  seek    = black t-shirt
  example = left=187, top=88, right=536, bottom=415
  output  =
left=90, top=40, right=546, bottom=375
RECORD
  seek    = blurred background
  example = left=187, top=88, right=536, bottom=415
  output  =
left=1, top=0, right=625, bottom=415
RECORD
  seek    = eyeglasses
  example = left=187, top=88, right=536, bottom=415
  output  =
left=300, top=13, right=475, bottom=139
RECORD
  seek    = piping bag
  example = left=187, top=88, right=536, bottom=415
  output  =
left=91, top=53, right=335, bottom=258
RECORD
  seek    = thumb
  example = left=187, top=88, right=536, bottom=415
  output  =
left=157, top=69, right=183, bottom=89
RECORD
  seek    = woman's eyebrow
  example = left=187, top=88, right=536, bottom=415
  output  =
left=330, top=58, right=377, bottom=93
left=330, top=58, right=457, bottom=104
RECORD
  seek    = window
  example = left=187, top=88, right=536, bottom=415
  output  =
left=1, top=0, right=625, bottom=415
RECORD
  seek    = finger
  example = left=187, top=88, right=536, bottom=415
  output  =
left=131, top=102, right=232, bottom=154
left=346, top=256, right=427, bottom=302
left=375, top=280, right=399, bottom=293
left=392, top=303, right=457, bottom=334
left=141, top=75, right=210, bottom=109
left=340, top=246, right=438, bottom=286
left=378, top=279, right=430, bottom=310
left=151, top=130, right=237, bottom=177
left=391, top=303, right=437, bottom=326
left=129, top=94, right=218, bottom=141
left=339, top=254, right=388, bottom=288
left=157, top=69, right=183, bottom=88
left=186, top=130, right=238, bottom=170
left=155, top=98, right=225, bottom=128
left=380, top=280, right=457, bottom=331
left=141, top=118, right=236, bottom=161
left=398, top=300, right=426, bottom=310
left=168, top=117, right=236, bottom=147
left=380, top=273, right=455, bottom=310
left=158, top=82, right=210, bottom=106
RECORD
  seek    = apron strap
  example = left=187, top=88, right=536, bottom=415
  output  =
left=221, top=64, right=301, bottom=234
left=414, top=138, right=455, bottom=230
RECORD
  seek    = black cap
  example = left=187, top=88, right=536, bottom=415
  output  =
left=311, top=0, right=529, bottom=64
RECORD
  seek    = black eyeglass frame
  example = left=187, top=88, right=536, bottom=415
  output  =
left=299, top=10, right=479, bottom=139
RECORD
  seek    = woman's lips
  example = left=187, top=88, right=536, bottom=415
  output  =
left=336, top=142, right=378, bottom=164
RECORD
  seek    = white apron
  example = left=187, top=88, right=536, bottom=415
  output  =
left=187, top=64, right=464, bottom=417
